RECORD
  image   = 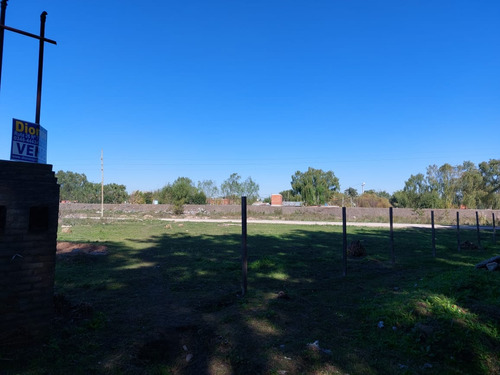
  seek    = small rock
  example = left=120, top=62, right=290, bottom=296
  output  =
left=307, top=340, right=320, bottom=350
left=165, top=224, right=172, bottom=229
left=423, top=363, right=433, bottom=369
left=486, top=262, right=498, bottom=271
left=475, top=255, right=500, bottom=269
left=186, top=353, right=193, bottom=362
left=178, top=223, right=184, bottom=227
left=377, top=321, right=384, bottom=328
left=183, top=345, right=188, bottom=351
left=277, top=291, right=290, bottom=300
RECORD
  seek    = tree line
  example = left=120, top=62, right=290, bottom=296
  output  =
left=56, top=171, right=260, bottom=207
left=391, top=159, right=499, bottom=209
left=56, top=158, right=499, bottom=209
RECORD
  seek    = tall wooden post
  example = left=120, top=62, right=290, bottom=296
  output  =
left=456, top=211, right=461, bottom=252
left=241, top=196, right=248, bottom=296
left=389, top=207, right=395, bottom=264
left=431, top=211, right=436, bottom=257
left=492, top=213, right=496, bottom=244
left=476, top=211, right=482, bottom=250
left=342, top=207, right=347, bottom=277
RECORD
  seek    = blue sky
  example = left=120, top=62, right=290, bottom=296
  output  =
left=1, top=1, right=498, bottom=197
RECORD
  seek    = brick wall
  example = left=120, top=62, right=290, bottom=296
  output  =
left=0, top=160, right=59, bottom=345
left=271, top=194, right=282, bottom=206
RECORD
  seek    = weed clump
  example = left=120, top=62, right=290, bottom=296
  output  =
left=347, top=240, right=366, bottom=257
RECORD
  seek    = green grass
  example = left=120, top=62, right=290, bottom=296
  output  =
left=2, top=219, right=499, bottom=375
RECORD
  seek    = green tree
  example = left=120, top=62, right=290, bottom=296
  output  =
left=279, top=189, right=299, bottom=202
left=456, top=161, right=485, bottom=208
left=129, top=190, right=146, bottom=204
left=426, top=163, right=460, bottom=208
left=103, top=183, right=128, bottom=204
left=221, top=173, right=244, bottom=200
left=290, top=167, right=340, bottom=206
left=157, top=177, right=206, bottom=207
left=170, top=177, right=194, bottom=204
left=197, top=180, right=219, bottom=199
left=479, top=159, right=500, bottom=208
left=344, top=187, right=358, bottom=198
left=401, top=173, right=440, bottom=208
left=241, top=177, right=260, bottom=203
left=56, top=170, right=89, bottom=202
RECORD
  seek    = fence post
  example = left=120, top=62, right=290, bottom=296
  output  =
left=342, top=207, right=347, bottom=277
left=456, top=211, right=461, bottom=252
left=389, top=207, right=395, bottom=264
left=431, top=210, right=436, bottom=257
left=241, top=196, right=248, bottom=296
left=476, top=211, right=482, bottom=250
left=493, top=212, right=496, bottom=244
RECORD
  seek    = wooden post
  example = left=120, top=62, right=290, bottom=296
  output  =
left=493, top=212, right=496, bottom=244
left=342, top=207, right=347, bottom=277
left=389, top=207, right=395, bottom=264
left=456, top=211, right=460, bottom=252
left=241, top=196, right=248, bottom=296
left=476, top=211, right=482, bottom=250
left=431, top=210, right=436, bottom=257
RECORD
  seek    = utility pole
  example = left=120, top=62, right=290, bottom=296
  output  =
left=361, top=182, right=365, bottom=195
left=101, top=150, right=104, bottom=218
left=0, top=0, right=8, bottom=92
left=0, top=0, right=57, bottom=123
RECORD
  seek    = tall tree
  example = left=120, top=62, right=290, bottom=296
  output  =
left=290, top=167, right=339, bottom=206
left=221, top=173, right=243, bottom=200
left=456, top=161, right=484, bottom=208
left=479, top=159, right=500, bottom=208
left=103, top=183, right=129, bottom=204
left=241, top=177, right=260, bottom=203
left=402, top=173, right=440, bottom=208
left=344, top=187, right=358, bottom=198
left=56, top=170, right=89, bottom=201
left=197, top=180, right=219, bottom=199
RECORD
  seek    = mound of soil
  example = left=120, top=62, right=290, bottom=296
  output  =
left=56, top=242, right=108, bottom=256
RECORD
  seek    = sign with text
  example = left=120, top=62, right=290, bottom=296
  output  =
left=10, top=119, right=47, bottom=164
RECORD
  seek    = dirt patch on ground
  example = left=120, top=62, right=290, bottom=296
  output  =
left=56, top=242, right=108, bottom=256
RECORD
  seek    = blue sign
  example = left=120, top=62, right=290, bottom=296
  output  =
left=10, top=119, right=47, bottom=164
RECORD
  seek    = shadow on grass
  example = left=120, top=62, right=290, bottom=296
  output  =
left=2, top=223, right=499, bottom=374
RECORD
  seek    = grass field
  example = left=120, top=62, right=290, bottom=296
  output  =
left=2, top=219, right=500, bottom=375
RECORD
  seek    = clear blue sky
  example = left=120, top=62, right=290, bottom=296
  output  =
left=1, top=1, right=498, bottom=197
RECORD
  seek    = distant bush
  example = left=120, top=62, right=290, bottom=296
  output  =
left=357, top=193, right=391, bottom=208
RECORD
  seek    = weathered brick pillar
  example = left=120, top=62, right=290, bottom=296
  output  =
left=0, top=160, right=59, bottom=345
